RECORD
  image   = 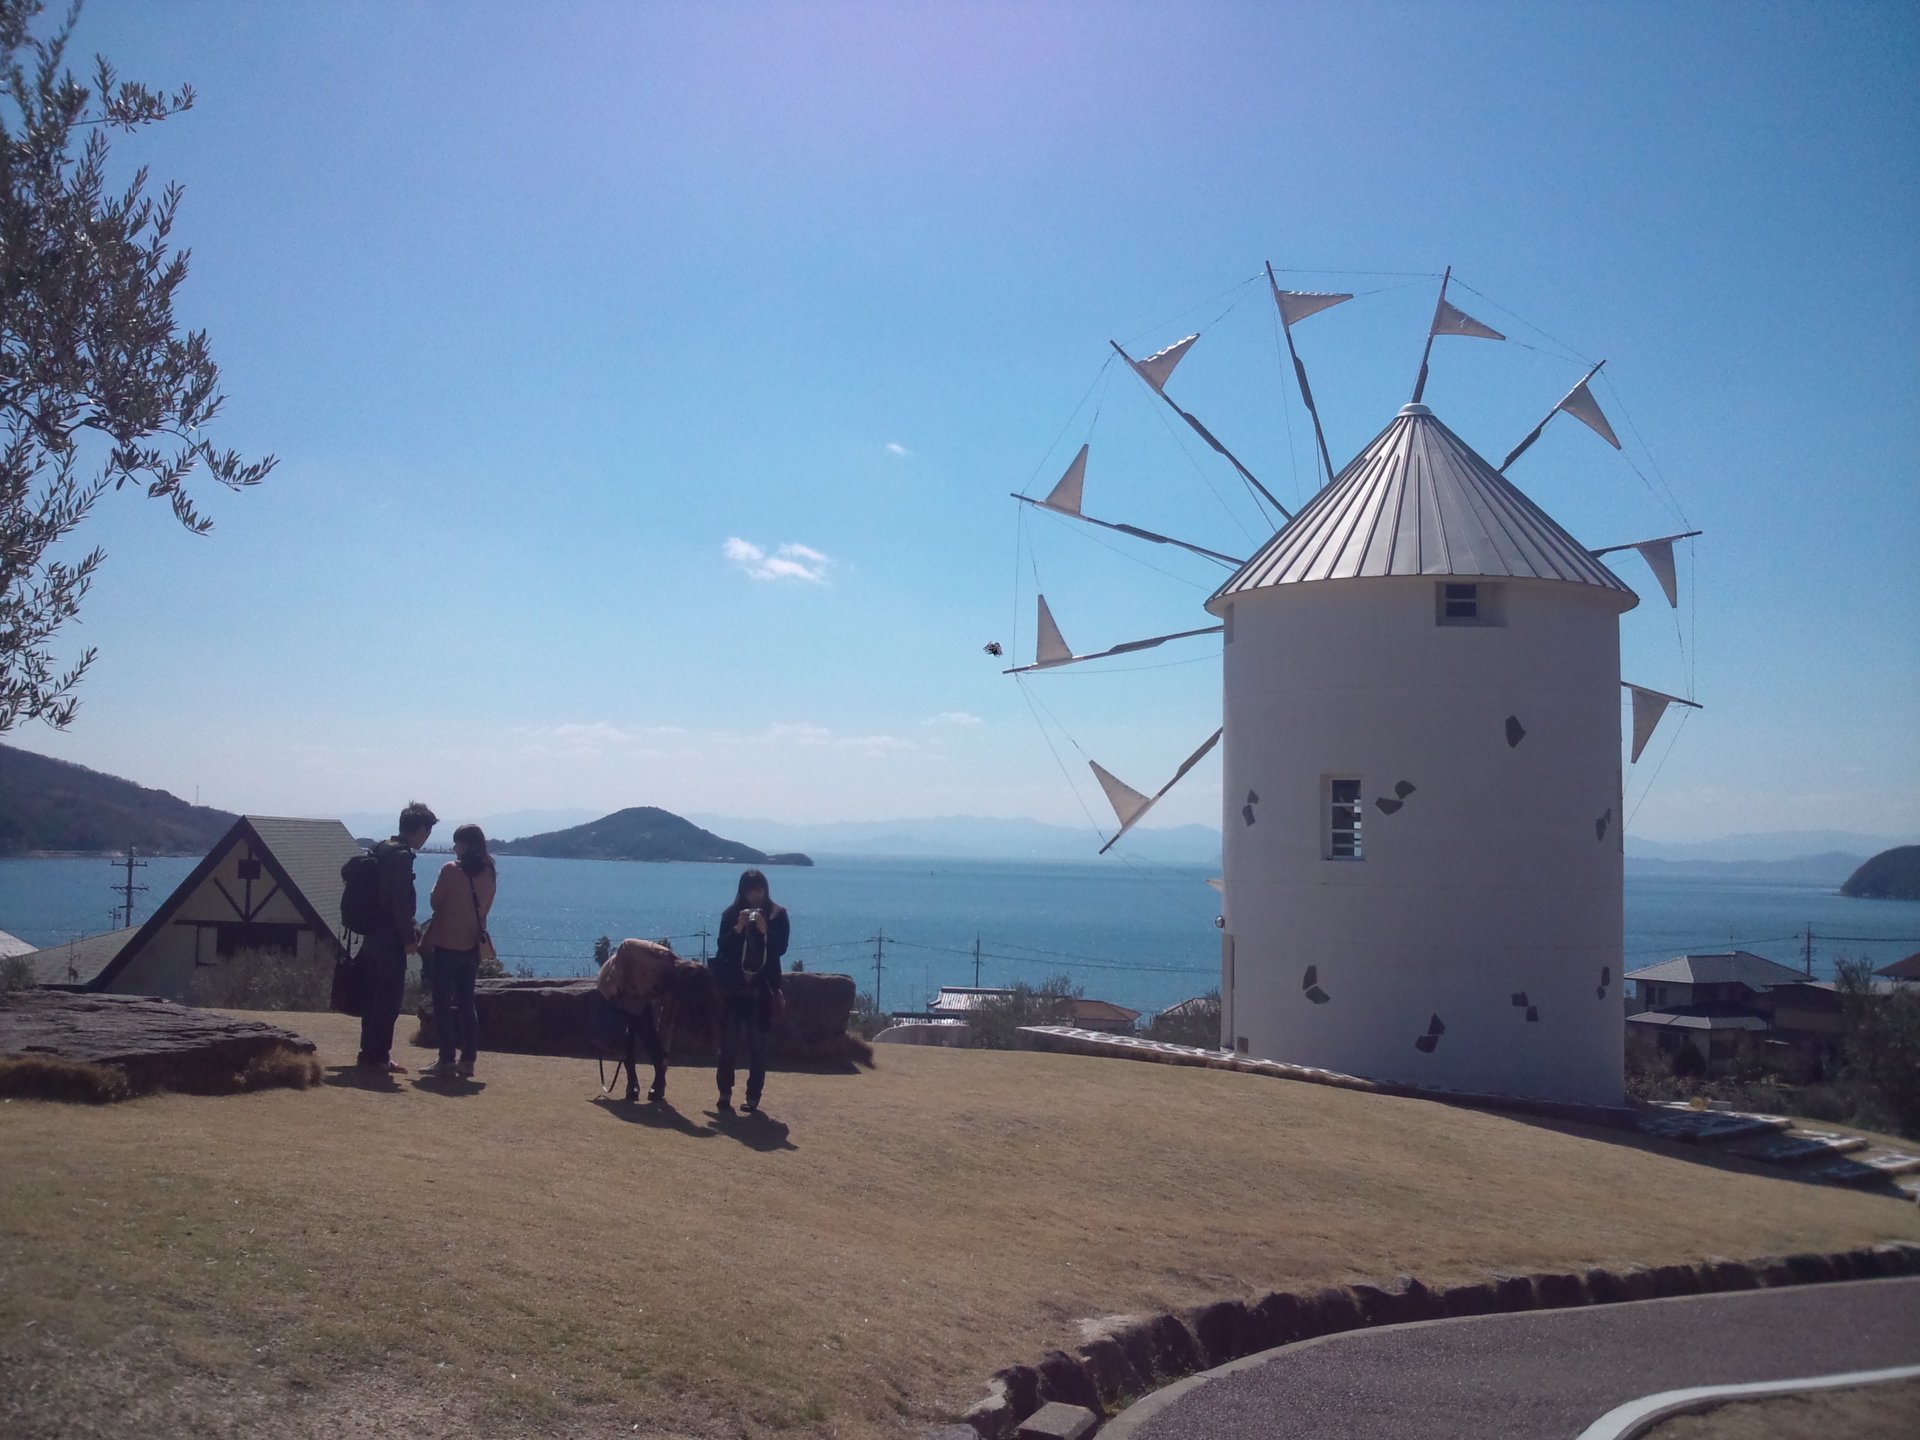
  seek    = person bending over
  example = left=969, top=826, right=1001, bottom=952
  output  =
left=595, top=938, right=677, bottom=1103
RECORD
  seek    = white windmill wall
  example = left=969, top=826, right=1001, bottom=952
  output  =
left=1217, top=575, right=1626, bottom=1105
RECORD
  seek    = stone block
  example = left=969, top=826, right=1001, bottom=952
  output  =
left=1249, top=1289, right=1313, bottom=1348
left=1436, top=1281, right=1501, bottom=1318
left=1755, top=1258, right=1795, bottom=1287
left=1648, top=1263, right=1702, bottom=1298
left=1034, top=1350, right=1101, bottom=1415
left=1075, top=1335, right=1143, bottom=1406
left=1190, top=1297, right=1251, bottom=1365
left=1615, top=1268, right=1659, bottom=1303
left=1701, top=1259, right=1757, bottom=1292
left=1304, top=1284, right=1363, bottom=1337
left=1015, top=1403, right=1097, bottom=1440
left=1492, top=1275, right=1538, bottom=1312
left=0, top=991, right=316, bottom=1098
left=990, top=1365, right=1040, bottom=1420
left=1871, top=1243, right=1920, bottom=1276
left=1783, top=1252, right=1835, bottom=1285
left=1143, top=1312, right=1202, bottom=1377
left=1531, top=1272, right=1589, bottom=1309
left=1584, top=1267, right=1628, bottom=1305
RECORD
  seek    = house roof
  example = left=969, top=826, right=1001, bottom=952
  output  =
left=86, top=815, right=358, bottom=992
left=1626, top=1011, right=1768, bottom=1032
left=1207, top=403, right=1638, bottom=612
left=1157, top=995, right=1216, bottom=1019
left=1876, top=952, right=1920, bottom=982
left=1624, top=951, right=1808, bottom=989
left=21, top=926, right=141, bottom=988
left=0, top=928, right=36, bottom=959
left=1065, top=997, right=1141, bottom=1024
left=245, top=815, right=363, bottom=935
left=929, top=986, right=1017, bottom=1013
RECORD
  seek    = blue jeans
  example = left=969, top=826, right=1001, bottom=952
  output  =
left=429, top=946, right=480, bottom=1064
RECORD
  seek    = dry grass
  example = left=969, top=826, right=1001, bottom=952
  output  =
left=1642, top=1376, right=1920, bottom=1439
left=0, top=1042, right=319, bottom=1104
left=2, top=1011, right=1917, bottom=1440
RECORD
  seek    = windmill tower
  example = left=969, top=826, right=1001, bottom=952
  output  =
left=1007, top=267, right=1700, bottom=1109
left=1208, top=402, right=1639, bottom=1105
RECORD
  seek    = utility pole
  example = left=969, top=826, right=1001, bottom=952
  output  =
left=973, top=933, right=982, bottom=988
left=697, top=928, right=711, bottom=963
left=110, top=846, right=148, bottom=930
left=1804, top=925, right=1813, bottom=978
left=869, top=929, right=886, bottom=1017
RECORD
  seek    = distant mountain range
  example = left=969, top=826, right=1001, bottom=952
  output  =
left=7, top=742, right=1913, bottom=877
left=0, top=745, right=237, bottom=855
left=492, top=807, right=811, bottom=866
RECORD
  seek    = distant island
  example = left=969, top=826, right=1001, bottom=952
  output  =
left=1841, top=846, right=1920, bottom=901
left=0, top=744, right=237, bottom=856
left=494, top=806, right=812, bottom=866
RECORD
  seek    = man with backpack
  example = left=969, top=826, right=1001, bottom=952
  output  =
left=351, top=801, right=437, bottom=1076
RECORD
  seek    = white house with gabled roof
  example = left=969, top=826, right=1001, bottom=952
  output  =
left=22, top=815, right=361, bottom=1003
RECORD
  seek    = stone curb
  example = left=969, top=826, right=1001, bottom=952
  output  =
left=943, top=1241, right=1920, bottom=1438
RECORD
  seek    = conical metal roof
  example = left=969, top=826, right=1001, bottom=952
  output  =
left=1207, top=404, right=1638, bottom=613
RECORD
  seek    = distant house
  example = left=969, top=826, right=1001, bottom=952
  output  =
left=0, top=929, right=36, bottom=961
left=1625, top=950, right=1847, bottom=1077
left=929, top=986, right=1017, bottom=1016
left=1062, top=998, right=1141, bottom=1033
left=924, top=985, right=1140, bottom=1032
left=1626, top=950, right=1807, bottom=1011
left=1877, top=952, right=1920, bottom=984
left=21, top=816, right=361, bottom=1003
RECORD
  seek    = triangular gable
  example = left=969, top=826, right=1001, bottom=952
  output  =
left=88, top=816, right=352, bottom=991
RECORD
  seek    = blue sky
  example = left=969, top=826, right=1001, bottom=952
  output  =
left=9, top=0, right=1917, bottom=846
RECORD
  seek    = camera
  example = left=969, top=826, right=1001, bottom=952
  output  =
left=744, top=909, right=762, bottom=923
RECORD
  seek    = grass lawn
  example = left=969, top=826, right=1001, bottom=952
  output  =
left=1642, top=1376, right=1920, bottom=1439
left=4, top=1011, right=1918, bottom=1440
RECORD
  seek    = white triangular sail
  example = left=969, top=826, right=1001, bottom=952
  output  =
left=1626, top=683, right=1701, bottom=763
left=1090, top=761, right=1151, bottom=830
left=1591, top=530, right=1699, bottom=608
left=1635, top=539, right=1679, bottom=608
left=1035, top=595, right=1072, bottom=667
left=1041, top=444, right=1088, bottom=515
left=1094, top=727, right=1224, bottom=854
left=1129, top=334, right=1199, bottom=392
left=1558, top=377, right=1620, bottom=448
left=1270, top=285, right=1351, bottom=328
left=1430, top=297, right=1505, bottom=341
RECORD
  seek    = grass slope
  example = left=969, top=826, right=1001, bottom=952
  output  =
left=3, top=1011, right=1917, bottom=1439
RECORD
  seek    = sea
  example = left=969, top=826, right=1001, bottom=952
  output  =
left=4, top=853, right=1918, bottom=1016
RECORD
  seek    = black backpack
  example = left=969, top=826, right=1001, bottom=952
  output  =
left=339, top=847, right=387, bottom=935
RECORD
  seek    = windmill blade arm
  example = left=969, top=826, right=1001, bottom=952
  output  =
left=1589, top=530, right=1703, bottom=558
left=1097, top=727, right=1224, bottom=854
left=1012, top=493, right=1244, bottom=566
left=1003, top=625, right=1222, bottom=675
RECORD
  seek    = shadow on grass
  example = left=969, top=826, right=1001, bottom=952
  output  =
left=412, top=1074, right=487, bottom=1097
left=1489, top=1107, right=1899, bottom=1197
left=591, top=1093, right=717, bottom=1139
left=320, top=1064, right=403, bottom=1092
left=707, top=1107, right=798, bottom=1152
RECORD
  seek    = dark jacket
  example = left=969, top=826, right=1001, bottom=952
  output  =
left=371, top=838, right=419, bottom=940
left=711, top=902, right=788, bottom=997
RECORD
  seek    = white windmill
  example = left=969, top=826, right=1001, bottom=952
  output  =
left=1007, top=266, right=1700, bottom=1105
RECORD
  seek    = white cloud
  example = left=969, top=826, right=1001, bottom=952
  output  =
left=923, top=711, right=983, bottom=727
left=723, top=537, right=831, bottom=583
left=885, top=442, right=909, bottom=456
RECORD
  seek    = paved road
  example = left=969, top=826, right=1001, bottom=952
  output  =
left=1108, top=1277, right=1920, bottom=1440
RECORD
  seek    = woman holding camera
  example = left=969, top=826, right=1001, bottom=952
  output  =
left=711, top=868, right=788, bottom=1115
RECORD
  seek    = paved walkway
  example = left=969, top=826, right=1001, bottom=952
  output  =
left=1105, top=1277, right=1920, bottom=1440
